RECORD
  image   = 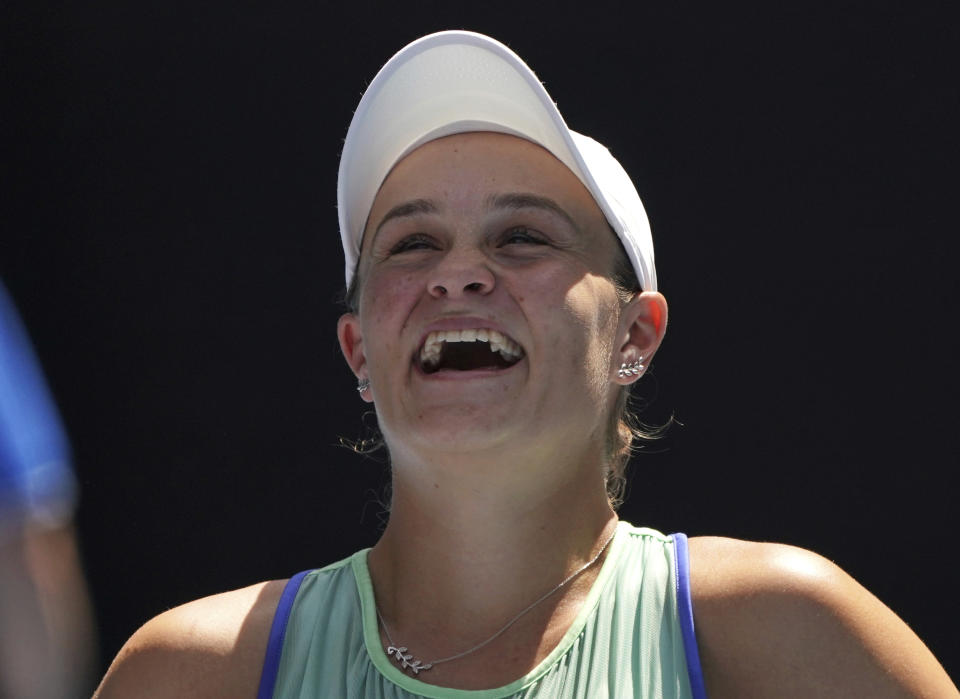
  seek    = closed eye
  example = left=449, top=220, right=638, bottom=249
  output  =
left=500, top=227, right=546, bottom=246
left=390, top=233, right=437, bottom=254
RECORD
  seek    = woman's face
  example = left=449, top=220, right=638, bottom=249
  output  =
left=338, top=132, right=639, bottom=463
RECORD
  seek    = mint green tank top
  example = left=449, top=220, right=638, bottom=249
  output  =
left=258, top=522, right=707, bottom=698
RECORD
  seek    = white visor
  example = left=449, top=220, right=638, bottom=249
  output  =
left=337, top=30, right=657, bottom=292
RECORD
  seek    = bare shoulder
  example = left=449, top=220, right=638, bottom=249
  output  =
left=687, top=536, right=958, bottom=698
left=93, top=578, right=288, bottom=699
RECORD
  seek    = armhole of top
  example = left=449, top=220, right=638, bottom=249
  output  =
left=672, top=533, right=709, bottom=699
left=256, top=570, right=311, bottom=699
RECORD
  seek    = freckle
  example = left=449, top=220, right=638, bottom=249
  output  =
left=433, top=483, right=439, bottom=489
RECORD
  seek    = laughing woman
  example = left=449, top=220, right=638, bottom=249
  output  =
left=95, top=32, right=958, bottom=699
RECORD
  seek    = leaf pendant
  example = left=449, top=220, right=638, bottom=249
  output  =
left=387, top=645, right=433, bottom=674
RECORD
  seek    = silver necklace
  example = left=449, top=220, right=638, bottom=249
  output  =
left=376, top=525, right=618, bottom=675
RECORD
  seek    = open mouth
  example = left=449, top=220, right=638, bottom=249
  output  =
left=418, top=328, right=525, bottom=375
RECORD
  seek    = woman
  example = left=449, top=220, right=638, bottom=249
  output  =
left=95, top=31, right=957, bottom=698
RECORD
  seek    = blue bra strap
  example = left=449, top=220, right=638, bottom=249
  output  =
left=256, top=570, right=311, bottom=699
left=672, top=533, right=709, bottom=699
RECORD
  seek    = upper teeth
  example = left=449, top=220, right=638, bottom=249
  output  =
left=420, top=328, right=524, bottom=368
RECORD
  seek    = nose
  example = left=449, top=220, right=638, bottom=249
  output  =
left=427, top=247, right=495, bottom=299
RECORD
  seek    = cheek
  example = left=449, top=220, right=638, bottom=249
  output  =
left=360, top=270, right=422, bottom=356
left=562, top=276, right=619, bottom=330
left=520, top=268, right=619, bottom=354
left=560, top=281, right=620, bottom=371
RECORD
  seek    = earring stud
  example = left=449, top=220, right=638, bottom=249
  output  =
left=617, top=359, right=644, bottom=378
left=357, top=378, right=370, bottom=393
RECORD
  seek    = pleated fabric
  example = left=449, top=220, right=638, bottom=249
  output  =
left=268, top=522, right=697, bottom=699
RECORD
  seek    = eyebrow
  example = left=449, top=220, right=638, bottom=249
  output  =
left=371, top=198, right=440, bottom=244
left=369, top=192, right=579, bottom=245
left=485, top=192, right=579, bottom=231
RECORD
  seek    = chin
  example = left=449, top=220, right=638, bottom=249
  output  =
left=386, top=406, right=520, bottom=456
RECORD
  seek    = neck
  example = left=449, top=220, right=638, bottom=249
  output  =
left=367, top=442, right=618, bottom=640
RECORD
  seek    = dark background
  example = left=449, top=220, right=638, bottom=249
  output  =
left=3, top=0, right=958, bottom=686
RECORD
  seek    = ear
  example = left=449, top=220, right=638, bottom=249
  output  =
left=337, top=312, right=373, bottom=403
left=611, top=291, right=668, bottom=385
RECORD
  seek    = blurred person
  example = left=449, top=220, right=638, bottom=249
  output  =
left=0, top=281, right=96, bottom=699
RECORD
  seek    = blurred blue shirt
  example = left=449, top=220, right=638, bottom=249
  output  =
left=0, top=281, right=76, bottom=533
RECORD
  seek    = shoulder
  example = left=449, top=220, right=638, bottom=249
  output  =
left=93, top=579, right=288, bottom=699
left=686, top=536, right=958, bottom=698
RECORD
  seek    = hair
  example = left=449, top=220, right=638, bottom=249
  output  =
left=341, top=229, right=670, bottom=510
left=605, top=240, right=672, bottom=508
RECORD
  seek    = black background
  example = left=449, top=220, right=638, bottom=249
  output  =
left=3, top=0, right=958, bottom=685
